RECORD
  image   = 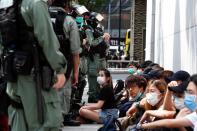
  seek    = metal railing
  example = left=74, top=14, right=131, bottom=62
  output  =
left=107, top=60, right=139, bottom=68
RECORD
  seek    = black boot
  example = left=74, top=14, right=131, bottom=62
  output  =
left=75, top=79, right=87, bottom=102
left=63, top=114, right=81, bottom=126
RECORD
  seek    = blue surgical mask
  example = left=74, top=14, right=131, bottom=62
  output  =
left=75, top=16, right=84, bottom=28
left=173, top=96, right=185, bottom=110
left=136, top=69, right=143, bottom=75
left=128, top=68, right=137, bottom=75
left=184, top=93, right=197, bottom=111
left=130, top=92, right=142, bottom=101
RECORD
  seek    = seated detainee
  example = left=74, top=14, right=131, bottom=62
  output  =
left=137, top=74, right=197, bottom=130
left=139, top=81, right=189, bottom=125
left=79, top=68, right=118, bottom=124
left=117, top=75, right=147, bottom=117
left=120, top=80, right=167, bottom=130
left=167, top=81, right=188, bottom=112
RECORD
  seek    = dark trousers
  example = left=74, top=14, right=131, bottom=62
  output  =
left=0, top=114, right=9, bottom=131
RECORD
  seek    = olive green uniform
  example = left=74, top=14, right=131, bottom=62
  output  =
left=60, top=15, right=81, bottom=114
left=85, top=29, right=108, bottom=102
left=7, top=0, right=67, bottom=131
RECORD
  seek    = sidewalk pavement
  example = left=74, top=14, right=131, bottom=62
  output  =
left=62, top=124, right=102, bottom=131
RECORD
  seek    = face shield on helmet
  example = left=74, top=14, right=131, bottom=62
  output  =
left=0, top=0, right=13, bottom=9
left=74, top=5, right=89, bottom=16
left=86, top=12, right=104, bottom=28
left=95, top=13, right=104, bottom=22
left=70, top=4, right=89, bottom=18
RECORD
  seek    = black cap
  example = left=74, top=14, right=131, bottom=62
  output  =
left=168, top=81, right=189, bottom=93
left=140, top=60, right=153, bottom=69
left=147, top=69, right=163, bottom=79
left=168, top=70, right=190, bottom=82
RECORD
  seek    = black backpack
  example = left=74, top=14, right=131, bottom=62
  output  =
left=0, top=76, right=10, bottom=116
left=0, top=0, right=19, bottom=48
left=0, top=0, right=36, bottom=82
left=49, top=7, right=73, bottom=79
left=114, top=79, right=125, bottom=95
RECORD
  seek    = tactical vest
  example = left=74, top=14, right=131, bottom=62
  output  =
left=0, top=0, right=49, bottom=82
left=84, top=26, right=108, bottom=59
left=0, top=0, right=35, bottom=50
left=90, top=41, right=108, bottom=58
left=49, top=7, right=72, bottom=79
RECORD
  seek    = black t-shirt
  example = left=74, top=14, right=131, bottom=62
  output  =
left=98, top=85, right=116, bottom=110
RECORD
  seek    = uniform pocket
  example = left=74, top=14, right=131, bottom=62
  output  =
left=44, top=101, right=63, bottom=127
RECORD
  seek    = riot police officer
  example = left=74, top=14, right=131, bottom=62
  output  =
left=84, top=12, right=110, bottom=102
left=49, top=1, right=82, bottom=126
left=0, top=0, right=67, bottom=131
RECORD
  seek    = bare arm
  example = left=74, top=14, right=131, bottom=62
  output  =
left=72, top=54, right=80, bottom=85
left=126, top=98, right=146, bottom=116
left=163, top=81, right=179, bottom=110
left=141, top=118, right=192, bottom=129
left=81, top=100, right=104, bottom=110
left=126, top=103, right=137, bottom=116
left=139, top=110, right=176, bottom=124
left=163, top=89, right=175, bottom=111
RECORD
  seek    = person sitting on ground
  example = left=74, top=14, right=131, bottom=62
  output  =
left=162, top=70, right=190, bottom=113
left=137, top=81, right=189, bottom=131
left=168, top=70, right=190, bottom=85
left=137, top=74, right=197, bottom=130
left=163, top=81, right=189, bottom=115
left=117, top=75, right=147, bottom=117
left=121, top=80, right=167, bottom=130
left=79, top=68, right=118, bottom=124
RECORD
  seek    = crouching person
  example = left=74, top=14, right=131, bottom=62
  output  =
left=79, top=68, right=118, bottom=124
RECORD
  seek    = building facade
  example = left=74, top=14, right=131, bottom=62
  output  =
left=146, top=0, right=197, bottom=74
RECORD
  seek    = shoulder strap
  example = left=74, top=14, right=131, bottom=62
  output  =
left=49, top=7, right=67, bottom=35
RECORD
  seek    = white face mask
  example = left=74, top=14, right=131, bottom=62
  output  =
left=136, top=69, right=143, bottom=75
left=146, top=92, right=161, bottom=106
left=97, top=76, right=105, bottom=85
left=173, top=97, right=185, bottom=110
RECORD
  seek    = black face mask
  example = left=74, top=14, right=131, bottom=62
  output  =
left=87, top=20, right=98, bottom=28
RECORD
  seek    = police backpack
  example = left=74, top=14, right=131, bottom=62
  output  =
left=0, top=0, right=34, bottom=82
left=49, top=7, right=73, bottom=79
left=0, top=0, right=49, bottom=82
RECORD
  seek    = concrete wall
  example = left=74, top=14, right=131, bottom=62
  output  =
left=146, top=0, right=197, bottom=74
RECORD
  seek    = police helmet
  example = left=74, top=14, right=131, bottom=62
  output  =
left=70, top=4, right=89, bottom=18
left=52, top=0, right=68, bottom=8
left=86, top=12, right=104, bottom=28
